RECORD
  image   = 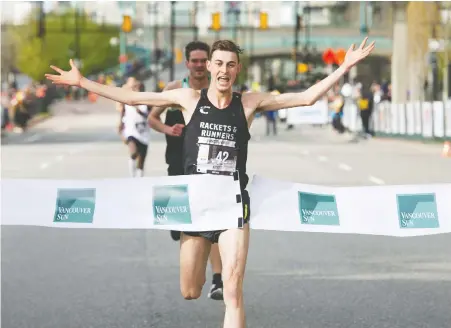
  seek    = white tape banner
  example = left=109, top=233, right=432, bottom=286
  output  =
left=3, top=174, right=451, bottom=237
left=249, top=175, right=451, bottom=237
left=286, top=100, right=329, bottom=125
left=1, top=174, right=244, bottom=231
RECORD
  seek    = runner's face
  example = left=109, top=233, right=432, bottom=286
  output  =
left=186, top=50, right=208, bottom=80
left=208, top=50, right=241, bottom=92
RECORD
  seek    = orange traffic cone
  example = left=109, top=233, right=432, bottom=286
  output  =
left=442, top=141, right=451, bottom=157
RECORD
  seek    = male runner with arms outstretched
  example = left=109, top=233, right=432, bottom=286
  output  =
left=46, top=37, right=375, bottom=328
left=149, top=40, right=224, bottom=301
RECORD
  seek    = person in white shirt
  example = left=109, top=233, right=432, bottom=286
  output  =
left=117, top=78, right=150, bottom=177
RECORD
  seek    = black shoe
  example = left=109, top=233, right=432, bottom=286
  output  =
left=170, top=230, right=181, bottom=241
left=207, top=282, right=223, bottom=301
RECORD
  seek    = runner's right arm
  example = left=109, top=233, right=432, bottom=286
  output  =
left=45, top=60, right=189, bottom=108
left=148, top=81, right=184, bottom=137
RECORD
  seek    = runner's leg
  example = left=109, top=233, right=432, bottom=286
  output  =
left=179, top=233, right=212, bottom=299
left=126, top=138, right=138, bottom=177
left=135, top=141, right=148, bottom=177
left=207, top=243, right=223, bottom=300
left=218, top=223, right=250, bottom=328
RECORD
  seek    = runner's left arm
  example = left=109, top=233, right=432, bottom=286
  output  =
left=254, top=66, right=348, bottom=112
left=253, top=38, right=375, bottom=112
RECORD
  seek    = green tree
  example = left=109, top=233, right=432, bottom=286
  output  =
left=1, top=27, right=18, bottom=82
left=12, top=9, right=120, bottom=82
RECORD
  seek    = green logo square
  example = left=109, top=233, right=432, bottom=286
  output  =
left=153, top=185, right=192, bottom=225
left=397, top=193, right=439, bottom=229
left=298, top=192, right=340, bottom=226
left=53, top=188, right=96, bottom=223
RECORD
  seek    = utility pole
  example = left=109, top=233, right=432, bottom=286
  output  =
left=443, top=3, right=450, bottom=101
left=74, top=5, right=81, bottom=65
left=232, top=10, right=239, bottom=41
left=193, top=2, right=199, bottom=41
left=293, top=2, right=300, bottom=80
left=170, top=1, right=176, bottom=81
left=153, top=2, right=159, bottom=89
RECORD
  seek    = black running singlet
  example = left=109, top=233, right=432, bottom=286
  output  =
left=183, top=89, right=251, bottom=191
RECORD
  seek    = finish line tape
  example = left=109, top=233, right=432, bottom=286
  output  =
left=1, top=174, right=243, bottom=231
left=249, top=175, right=451, bottom=237
left=1, top=175, right=450, bottom=237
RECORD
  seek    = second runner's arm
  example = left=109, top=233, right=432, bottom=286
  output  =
left=148, top=81, right=182, bottom=135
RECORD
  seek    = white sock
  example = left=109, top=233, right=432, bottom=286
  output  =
left=136, top=169, right=143, bottom=177
left=128, top=159, right=136, bottom=177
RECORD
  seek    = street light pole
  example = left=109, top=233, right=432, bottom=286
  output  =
left=153, top=2, right=160, bottom=89
left=293, top=2, right=299, bottom=80
left=443, top=3, right=450, bottom=101
left=74, top=4, right=81, bottom=64
left=193, top=2, right=199, bottom=41
left=170, top=1, right=176, bottom=81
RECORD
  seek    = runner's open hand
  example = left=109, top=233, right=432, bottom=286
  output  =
left=45, top=59, right=82, bottom=87
left=342, top=37, right=375, bottom=72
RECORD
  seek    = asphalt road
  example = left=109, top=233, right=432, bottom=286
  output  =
left=2, top=100, right=451, bottom=328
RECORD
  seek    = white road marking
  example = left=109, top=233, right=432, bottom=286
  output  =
left=368, top=175, right=385, bottom=185
left=338, top=163, right=352, bottom=171
left=40, top=162, right=49, bottom=170
left=318, top=155, right=328, bottom=162
left=25, top=134, right=41, bottom=143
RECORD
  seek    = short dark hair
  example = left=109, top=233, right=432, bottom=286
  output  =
left=185, top=41, right=210, bottom=61
left=210, top=40, right=244, bottom=62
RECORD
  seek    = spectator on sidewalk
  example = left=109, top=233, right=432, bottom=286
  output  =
left=358, top=85, right=374, bottom=138
left=265, top=89, right=279, bottom=136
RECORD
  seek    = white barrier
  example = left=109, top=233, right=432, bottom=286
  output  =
left=0, top=174, right=244, bottom=231
left=285, top=100, right=329, bottom=125
left=372, top=100, right=451, bottom=138
left=2, top=175, right=451, bottom=237
left=249, top=175, right=451, bottom=237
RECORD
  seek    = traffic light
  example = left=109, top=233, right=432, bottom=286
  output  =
left=322, top=48, right=336, bottom=65
left=259, top=12, right=268, bottom=30
left=334, top=49, right=346, bottom=65
left=212, top=12, right=221, bottom=31
left=296, top=14, right=302, bottom=31
left=175, top=48, right=183, bottom=64
left=297, top=63, right=308, bottom=74
left=122, top=15, right=133, bottom=33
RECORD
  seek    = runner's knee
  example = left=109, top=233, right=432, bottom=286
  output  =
left=180, top=279, right=205, bottom=300
left=222, top=266, right=244, bottom=307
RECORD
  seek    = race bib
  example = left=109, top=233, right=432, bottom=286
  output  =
left=196, top=137, right=237, bottom=176
left=135, top=122, right=147, bottom=134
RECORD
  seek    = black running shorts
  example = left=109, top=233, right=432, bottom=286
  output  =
left=126, top=136, right=148, bottom=159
